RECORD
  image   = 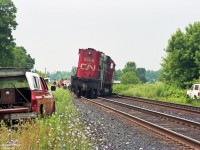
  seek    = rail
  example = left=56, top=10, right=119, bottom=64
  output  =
left=81, top=96, right=200, bottom=149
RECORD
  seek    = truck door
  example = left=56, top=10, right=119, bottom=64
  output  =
left=189, top=85, right=194, bottom=97
left=39, top=77, right=55, bottom=115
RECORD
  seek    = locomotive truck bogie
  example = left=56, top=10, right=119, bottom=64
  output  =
left=71, top=76, right=99, bottom=98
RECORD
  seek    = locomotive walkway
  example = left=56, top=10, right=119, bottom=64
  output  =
left=81, top=96, right=200, bottom=149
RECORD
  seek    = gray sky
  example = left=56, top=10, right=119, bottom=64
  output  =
left=12, top=0, right=200, bottom=72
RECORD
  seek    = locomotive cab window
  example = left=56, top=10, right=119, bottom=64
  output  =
left=110, top=63, right=114, bottom=69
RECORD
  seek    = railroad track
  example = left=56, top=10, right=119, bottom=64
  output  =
left=81, top=96, right=200, bottom=149
left=116, top=95, right=200, bottom=123
left=118, top=94, right=200, bottom=113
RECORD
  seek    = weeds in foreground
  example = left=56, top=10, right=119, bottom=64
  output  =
left=0, top=89, right=91, bottom=150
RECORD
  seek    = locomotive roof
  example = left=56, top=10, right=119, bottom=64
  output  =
left=79, top=48, right=103, bottom=53
left=78, top=48, right=116, bottom=65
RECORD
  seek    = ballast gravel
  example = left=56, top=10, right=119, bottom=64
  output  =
left=73, top=98, right=178, bottom=150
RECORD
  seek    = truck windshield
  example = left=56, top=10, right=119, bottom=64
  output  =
left=0, top=76, right=29, bottom=89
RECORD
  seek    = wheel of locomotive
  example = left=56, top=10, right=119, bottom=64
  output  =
left=75, top=87, right=81, bottom=98
left=81, top=90, right=87, bottom=98
left=94, top=89, right=98, bottom=98
left=91, top=88, right=97, bottom=99
left=109, top=87, right=112, bottom=96
left=86, top=88, right=92, bottom=98
left=79, top=88, right=82, bottom=97
left=100, top=89, right=105, bottom=97
left=90, top=88, right=96, bottom=98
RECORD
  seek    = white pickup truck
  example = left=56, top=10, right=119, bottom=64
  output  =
left=186, top=84, right=200, bottom=99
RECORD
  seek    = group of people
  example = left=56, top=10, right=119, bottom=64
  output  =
left=53, top=78, right=71, bottom=88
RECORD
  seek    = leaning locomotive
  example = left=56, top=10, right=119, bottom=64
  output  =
left=71, top=48, right=115, bottom=98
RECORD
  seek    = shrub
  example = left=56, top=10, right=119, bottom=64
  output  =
left=113, top=83, right=199, bottom=106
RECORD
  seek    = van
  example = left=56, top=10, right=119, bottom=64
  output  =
left=186, top=84, right=200, bottom=99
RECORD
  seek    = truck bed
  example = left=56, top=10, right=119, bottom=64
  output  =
left=0, top=107, right=29, bottom=114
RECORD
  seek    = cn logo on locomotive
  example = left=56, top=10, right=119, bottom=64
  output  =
left=80, top=63, right=96, bottom=71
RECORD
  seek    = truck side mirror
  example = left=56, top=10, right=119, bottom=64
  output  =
left=51, top=85, right=56, bottom=91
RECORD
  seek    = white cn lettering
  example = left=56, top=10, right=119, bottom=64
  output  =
left=80, top=63, right=96, bottom=71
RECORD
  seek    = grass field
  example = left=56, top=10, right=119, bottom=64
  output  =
left=113, top=83, right=200, bottom=107
left=0, top=89, right=91, bottom=150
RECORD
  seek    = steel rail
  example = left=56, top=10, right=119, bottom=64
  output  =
left=81, top=97, right=200, bottom=149
left=118, top=95, right=200, bottom=113
left=99, top=97, right=200, bottom=129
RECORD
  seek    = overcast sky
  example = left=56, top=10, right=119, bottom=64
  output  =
left=12, top=0, right=200, bottom=72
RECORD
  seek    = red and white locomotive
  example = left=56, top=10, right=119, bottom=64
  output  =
left=71, top=48, right=115, bottom=98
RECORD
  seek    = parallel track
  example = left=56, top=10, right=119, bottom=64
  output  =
left=81, top=96, right=200, bottom=149
left=118, top=95, right=200, bottom=114
left=115, top=95, right=200, bottom=123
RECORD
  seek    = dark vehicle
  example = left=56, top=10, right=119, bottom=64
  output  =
left=0, top=68, right=56, bottom=122
left=71, top=48, right=115, bottom=98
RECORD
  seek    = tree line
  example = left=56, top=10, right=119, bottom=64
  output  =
left=0, top=0, right=35, bottom=68
left=114, top=62, right=160, bottom=84
left=161, top=22, right=200, bottom=88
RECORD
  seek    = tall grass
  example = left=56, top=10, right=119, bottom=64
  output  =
left=113, top=83, right=200, bottom=107
left=0, top=89, right=91, bottom=150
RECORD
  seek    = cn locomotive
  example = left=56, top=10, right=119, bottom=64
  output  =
left=71, top=48, right=115, bottom=98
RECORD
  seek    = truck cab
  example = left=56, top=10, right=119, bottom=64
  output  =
left=0, top=68, right=56, bottom=121
left=186, top=84, right=200, bottom=99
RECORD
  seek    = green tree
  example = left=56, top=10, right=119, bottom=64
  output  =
left=161, top=22, right=200, bottom=88
left=120, top=71, right=140, bottom=84
left=33, top=69, right=46, bottom=78
left=0, top=1, right=35, bottom=68
left=120, top=61, right=140, bottom=84
left=145, top=70, right=160, bottom=83
left=0, top=0, right=17, bottom=66
left=11, top=46, right=35, bottom=69
left=114, top=69, right=122, bottom=80
left=122, top=61, right=137, bottom=74
left=137, top=68, right=147, bottom=83
left=71, top=67, right=77, bottom=76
